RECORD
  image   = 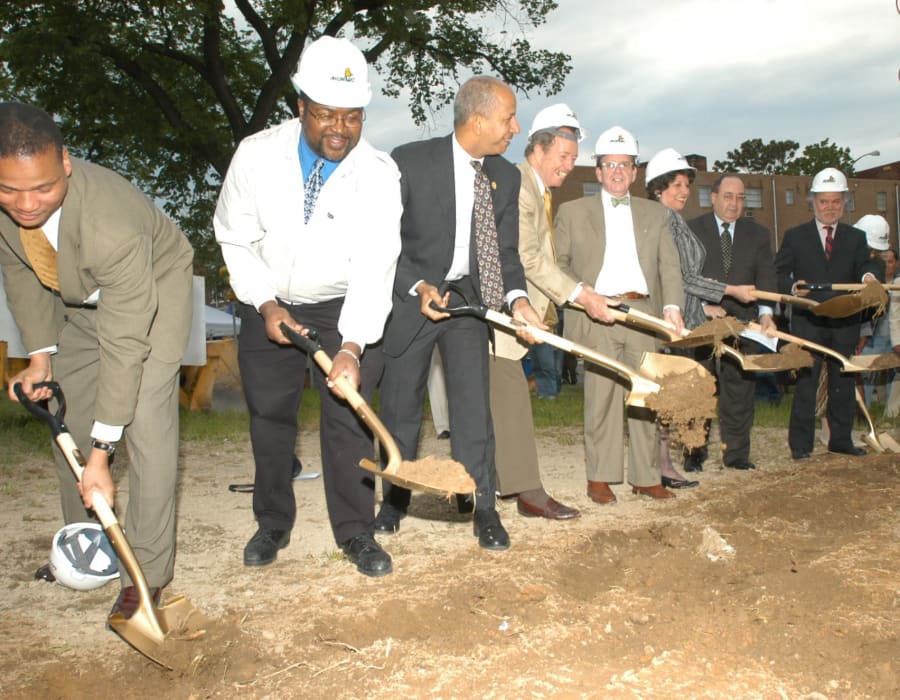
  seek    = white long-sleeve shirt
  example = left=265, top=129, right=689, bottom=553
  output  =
left=214, top=119, right=401, bottom=349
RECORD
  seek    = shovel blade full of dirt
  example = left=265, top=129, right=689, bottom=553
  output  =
left=795, top=280, right=889, bottom=319
left=279, top=324, right=476, bottom=497
left=13, top=382, right=202, bottom=670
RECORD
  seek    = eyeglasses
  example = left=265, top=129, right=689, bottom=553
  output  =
left=719, top=193, right=746, bottom=202
left=306, top=108, right=366, bottom=128
left=598, top=161, right=635, bottom=171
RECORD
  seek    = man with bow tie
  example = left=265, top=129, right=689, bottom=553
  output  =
left=555, top=126, right=684, bottom=505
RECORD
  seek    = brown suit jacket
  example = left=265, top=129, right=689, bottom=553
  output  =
left=0, top=158, right=193, bottom=425
left=554, top=192, right=684, bottom=347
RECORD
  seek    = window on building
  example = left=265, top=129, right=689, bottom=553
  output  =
left=785, top=190, right=795, bottom=205
left=745, top=187, right=763, bottom=209
left=583, top=182, right=601, bottom=197
left=877, top=191, right=888, bottom=211
left=697, top=186, right=712, bottom=207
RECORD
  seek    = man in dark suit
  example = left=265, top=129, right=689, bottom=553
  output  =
left=374, top=76, right=544, bottom=549
left=774, top=167, right=879, bottom=459
left=0, top=103, right=193, bottom=621
left=688, top=174, right=777, bottom=471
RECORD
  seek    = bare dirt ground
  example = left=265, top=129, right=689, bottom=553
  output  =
left=1, top=409, right=898, bottom=699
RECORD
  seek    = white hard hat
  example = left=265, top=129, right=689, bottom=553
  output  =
left=291, top=36, right=372, bottom=108
left=49, top=523, right=120, bottom=591
left=592, top=126, right=639, bottom=159
left=528, top=103, right=586, bottom=143
left=645, top=148, right=696, bottom=185
left=854, top=214, right=890, bottom=251
left=810, top=167, right=848, bottom=193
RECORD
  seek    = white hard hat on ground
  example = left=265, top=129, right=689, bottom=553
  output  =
left=528, top=103, right=586, bottom=143
left=645, top=148, right=696, bottom=185
left=592, top=126, right=639, bottom=159
left=49, top=522, right=120, bottom=591
left=854, top=214, right=890, bottom=250
left=291, top=36, right=372, bottom=108
left=810, top=167, right=848, bottom=193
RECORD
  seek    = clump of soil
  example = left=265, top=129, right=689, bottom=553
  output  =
left=645, top=367, right=717, bottom=449
left=737, top=342, right=814, bottom=370
left=857, top=353, right=900, bottom=370
left=814, top=281, right=887, bottom=318
left=669, top=317, right=746, bottom=348
left=387, top=455, right=476, bottom=496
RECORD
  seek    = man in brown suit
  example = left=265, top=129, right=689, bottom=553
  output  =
left=0, top=103, right=193, bottom=621
left=555, top=126, right=684, bottom=505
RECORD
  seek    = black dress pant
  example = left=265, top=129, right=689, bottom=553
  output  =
left=237, top=299, right=383, bottom=544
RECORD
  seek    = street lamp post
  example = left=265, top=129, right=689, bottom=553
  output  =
left=851, top=149, right=880, bottom=166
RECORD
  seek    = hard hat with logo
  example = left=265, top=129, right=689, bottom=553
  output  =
left=528, top=103, right=586, bottom=143
left=645, top=148, right=696, bottom=185
left=291, top=36, right=372, bottom=108
left=854, top=214, right=890, bottom=251
left=810, top=167, right=848, bottom=193
left=49, top=522, right=120, bottom=591
left=592, top=126, right=639, bottom=159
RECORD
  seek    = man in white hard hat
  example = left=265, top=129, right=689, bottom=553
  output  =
left=215, top=36, right=402, bottom=576
left=373, top=76, right=544, bottom=549
left=687, top=174, right=778, bottom=472
left=488, top=103, right=592, bottom=520
left=854, top=214, right=892, bottom=405
left=774, top=168, right=879, bottom=459
left=555, top=126, right=684, bottom=505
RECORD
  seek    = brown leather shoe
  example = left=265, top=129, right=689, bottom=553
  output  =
left=631, top=484, right=675, bottom=499
left=586, top=481, right=617, bottom=505
left=517, top=488, right=580, bottom=520
left=109, top=585, right=162, bottom=620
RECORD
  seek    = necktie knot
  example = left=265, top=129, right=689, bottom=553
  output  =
left=611, top=195, right=630, bottom=207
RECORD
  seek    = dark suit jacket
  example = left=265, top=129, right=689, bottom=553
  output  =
left=0, top=158, right=194, bottom=425
left=385, top=135, right=525, bottom=355
left=688, top=213, right=777, bottom=322
left=774, top=219, right=878, bottom=332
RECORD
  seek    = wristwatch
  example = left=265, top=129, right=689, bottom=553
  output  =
left=90, top=438, right=117, bottom=458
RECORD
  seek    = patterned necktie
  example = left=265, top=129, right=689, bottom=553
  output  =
left=19, top=227, right=60, bottom=291
left=720, top=222, right=733, bottom=278
left=611, top=195, right=630, bottom=207
left=471, top=161, right=504, bottom=310
left=824, top=225, right=834, bottom=261
left=303, top=158, right=324, bottom=224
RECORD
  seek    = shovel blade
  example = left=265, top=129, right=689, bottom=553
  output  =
left=847, top=353, right=900, bottom=371
left=108, top=594, right=204, bottom=670
left=639, top=351, right=711, bottom=379
left=359, top=458, right=476, bottom=496
left=811, top=295, right=876, bottom=318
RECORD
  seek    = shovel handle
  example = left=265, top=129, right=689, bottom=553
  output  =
left=12, top=381, right=68, bottom=437
left=797, top=282, right=900, bottom=292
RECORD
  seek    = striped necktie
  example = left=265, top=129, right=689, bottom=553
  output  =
left=19, top=227, right=59, bottom=291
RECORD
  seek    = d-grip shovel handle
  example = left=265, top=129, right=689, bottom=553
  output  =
left=12, top=381, right=68, bottom=438
left=279, top=323, right=321, bottom=355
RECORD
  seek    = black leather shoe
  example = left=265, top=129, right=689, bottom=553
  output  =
left=724, top=458, right=757, bottom=470
left=683, top=454, right=704, bottom=472
left=661, top=475, right=699, bottom=489
left=34, top=563, right=55, bottom=582
left=473, top=509, right=510, bottom=551
left=456, top=494, right=474, bottom=514
left=341, top=532, right=392, bottom=577
left=373, top=502, right=406, bottom=534
left=437, top=430, right=451, bottom=440
left=243, top=527, right=290, bottom=567
left=828, top=445, right=866, bottom=457
left=791, top=450, right=811, bottom=460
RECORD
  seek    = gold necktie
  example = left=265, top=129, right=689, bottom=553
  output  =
left=19, top=227, right=59, bottom=291
left=541, top=190, right=558, bottom=327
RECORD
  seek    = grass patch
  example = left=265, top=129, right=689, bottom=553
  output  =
left=531, top=383, right=583, bottom=429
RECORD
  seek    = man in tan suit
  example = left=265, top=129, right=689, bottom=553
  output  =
left=0, top=103, right=193, bottom=622
left=489, top=104, right=589, bottom=519
left=555, top=126, right=684, bottom=505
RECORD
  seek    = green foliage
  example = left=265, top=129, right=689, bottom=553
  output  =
left=713, top=137, right=857, bottom=176
left=0, top=1, right=571, bottom=295
left=0, top=397, right=53, bottom=467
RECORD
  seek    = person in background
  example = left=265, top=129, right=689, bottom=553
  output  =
left=644, top=150, right=760, bottom=485
left=214, top=37, right=401, bottom=577
left=774, top=168, right=879, bottom=459
left=0, top=102, right=193, bottom=624
left=687, top=173, right=777, bottom=472
left=854, top=215, right=893, bottom=406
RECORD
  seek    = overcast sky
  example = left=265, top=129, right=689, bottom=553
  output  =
left=361, top=0, right=900, bottom=170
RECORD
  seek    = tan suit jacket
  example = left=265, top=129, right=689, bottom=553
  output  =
left=555, top=193, right=684, bottom=347
left=494, top=162, right=580, bottom=360
left=0, top=158, right=193, bottom=426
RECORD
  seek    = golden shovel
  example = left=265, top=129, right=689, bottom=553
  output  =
left=14, top=382, right=200, bottom=669
left=854, top=386, right=900, bottom=453
left=279, top=324, right=476, bottom=496
left=794, top=280, right=889, bottom=318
